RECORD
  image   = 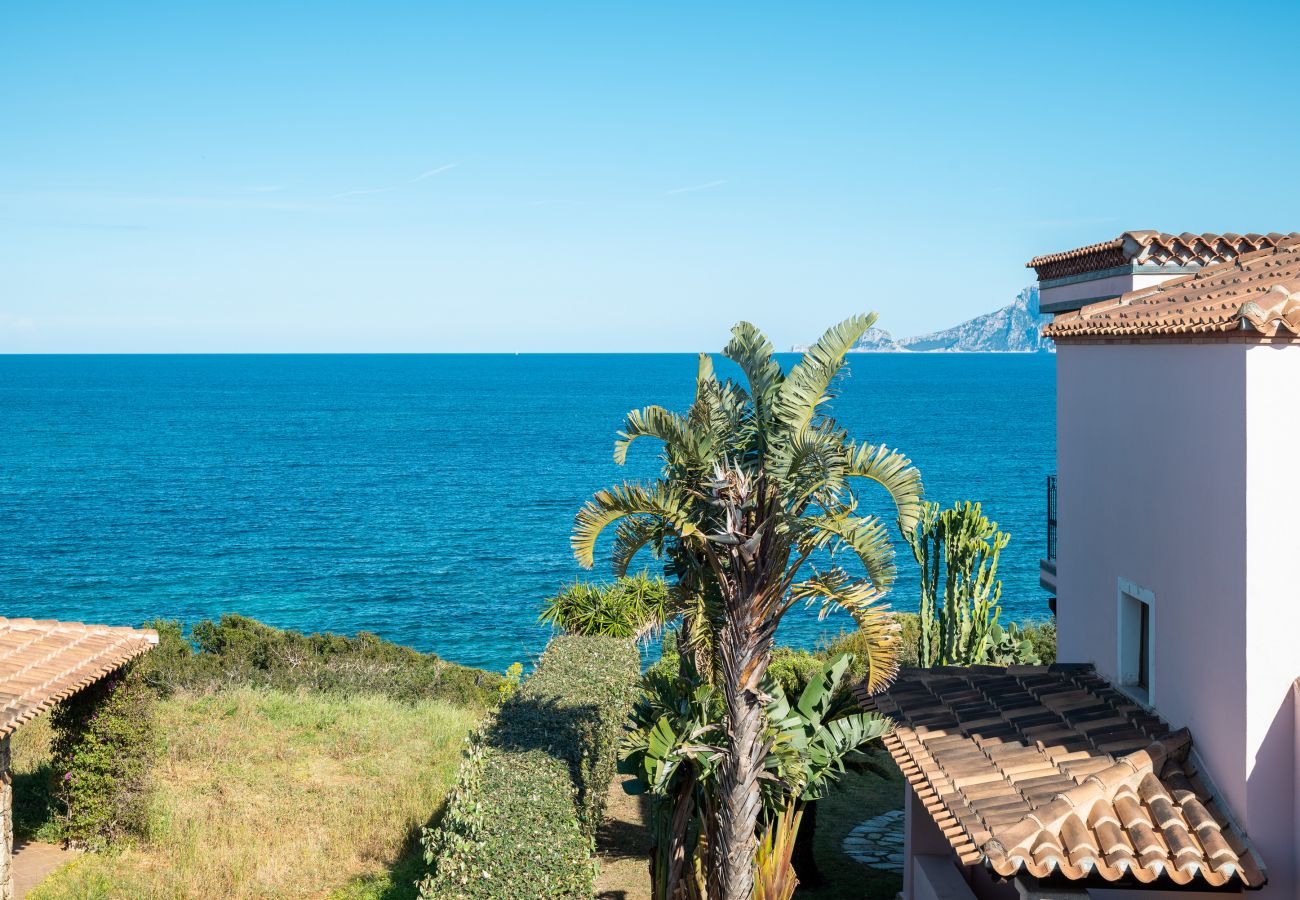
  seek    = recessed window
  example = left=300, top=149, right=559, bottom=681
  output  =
left=1118, top=579, right=1155, bottom=704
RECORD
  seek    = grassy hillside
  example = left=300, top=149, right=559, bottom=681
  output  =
left=18, top=687, right=478, bottom=899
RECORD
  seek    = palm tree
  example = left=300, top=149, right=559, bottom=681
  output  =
left=573, top=315, right=922, bottom=900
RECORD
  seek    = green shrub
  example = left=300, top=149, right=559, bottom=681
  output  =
left=767, top=646, right=825, bottom=696
left=539, top=572, right=670, bottom=639
left=824, top=611, right=1056, bottom=672
left=1021, top=619, right=1057, bottom=665
left=420, top=635, right=641, bottom=899
left=139, top=615, right=502, bottom=707
left=49, top=663, right=158, bottom=850
left=644, top=626, right=682, bottom=682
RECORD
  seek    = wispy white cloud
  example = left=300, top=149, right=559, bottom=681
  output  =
left=666, top=179, right=726, bottom=195
left=411, top=163, right=458, bottom=182
left=327, top=186, right=397, bottom=200
left=327, top=164, right=459, bottom=201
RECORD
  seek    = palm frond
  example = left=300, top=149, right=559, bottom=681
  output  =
left=774, top=314, right=876, bottom=435
left=800, top=509, right=896, bottom=592
left=612, top=516, right=664, bottom=576
left=723, top=321, right=782, bottom=426
left=614, top=405, right=691, bottom=465
left=844, top=442, right=925, bottom=533
left=791, top=569, right=900, bottom=694
left=769, top=424, right=848, bottom=509
left=694, top=352, right=717, bottom=401
left=572, top=481, right=698, bottom=569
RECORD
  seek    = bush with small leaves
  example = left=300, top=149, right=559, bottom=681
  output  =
left=49, top=663, right=158, bottom=850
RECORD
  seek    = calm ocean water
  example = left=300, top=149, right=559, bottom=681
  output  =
left=0, top=354, right=1055, bottom=671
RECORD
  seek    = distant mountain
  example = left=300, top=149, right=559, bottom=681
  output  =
left=793, top=285, right=1053, bottom=353
left=852, top=326, right=898, bottom=350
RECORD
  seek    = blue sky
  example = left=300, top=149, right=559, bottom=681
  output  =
left=4, top=2, right=1300, bottom=353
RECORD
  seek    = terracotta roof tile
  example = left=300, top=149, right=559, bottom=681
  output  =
left=0, top=618, right=156, bottom=738
left=858, top=665, right=1265, bottom=889
left=1043, top=237, right=1300, bottom=341
left=1027, top=231, right=1300, bottom=280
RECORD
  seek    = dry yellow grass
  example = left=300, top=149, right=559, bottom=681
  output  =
left=24, top=687, right=479, bottom=899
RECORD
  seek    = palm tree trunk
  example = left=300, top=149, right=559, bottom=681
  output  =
left=715, top=609, right=770, bottom=900
left=663, top=768, right=697, bottom=897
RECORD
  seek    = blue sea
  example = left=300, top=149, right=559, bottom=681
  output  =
left=0, top=354, right=1055, bottom=671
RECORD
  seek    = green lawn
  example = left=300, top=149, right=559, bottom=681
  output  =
left=802, top=766, right=905, bottom=899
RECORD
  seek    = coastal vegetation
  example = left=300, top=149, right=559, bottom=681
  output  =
left=419, top=634, right=641, bottom=899
left=47, top=663, right=158, bottom=851
left=143, top=614, right=502, bottom=707
left=20, top=687, right=478, bottom=899
left=574, top=315, right=922, bottom=899
left=13, top=617, right=498, bottom=899
left=540, top=572, right=671, bottom=640
left=834, top=613, right=1055, bottom=669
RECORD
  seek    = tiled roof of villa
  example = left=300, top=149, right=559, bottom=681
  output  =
left=1043, top=237, right=1300, bottom=341
left=0, top=618, right=157, bottom=738
left=858, top=665, right=1265, bottom=889
left=1027, top=231, right=1299, bottom=281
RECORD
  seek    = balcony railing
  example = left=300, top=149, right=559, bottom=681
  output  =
left=1046, top=474, right=1057, bottom=561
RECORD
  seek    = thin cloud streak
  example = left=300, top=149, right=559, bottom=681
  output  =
left=326, top=164, right=459, bottom=200
left=411, top=163, right=458, bottom=182
left=666, top=179, right=726, bottom=195
left=327, top=186, right=397, bottom=200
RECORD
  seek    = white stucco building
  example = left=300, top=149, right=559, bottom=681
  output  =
left=869, top=231, right=1300, bottom=899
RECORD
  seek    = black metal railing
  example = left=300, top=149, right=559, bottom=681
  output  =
left=1046, top=474, right=1057, bottom=560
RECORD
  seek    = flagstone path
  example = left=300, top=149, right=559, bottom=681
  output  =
left=840, top=808, right=905, bottom=873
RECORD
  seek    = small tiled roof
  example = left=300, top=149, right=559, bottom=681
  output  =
left=1027, top=231, right=1299, bottom=281
left=859, top=665, right=1264, bottom=889
left=0, top=618, right=157, bottom=738
left=1043, top=237, right=1300, bottom=341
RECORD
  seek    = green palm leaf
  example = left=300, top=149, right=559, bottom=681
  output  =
left=801, top=509, right=896, bottom=592
left=844, top=441, right=925, bottom=533
left=572, top=482, right=698, bottom=569
left=791, top=569, right=900, bottom=694
left=723, top=321, right=782, bottom=427
left=614, top=405, right=691, bottom=465
left=769, top=423, right=848, bottom=509
left=612, top=516, right=664, bottom=576
left=774, top=313, right=877, bottom=435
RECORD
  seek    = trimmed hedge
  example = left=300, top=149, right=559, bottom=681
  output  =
left=420, top=635, right=641, bottom=899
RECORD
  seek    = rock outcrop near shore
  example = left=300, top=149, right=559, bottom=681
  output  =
left=795, top=285, right=1053, bottom=353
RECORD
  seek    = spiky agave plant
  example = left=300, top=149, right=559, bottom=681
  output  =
left=572, top=315, right=922, bottom=900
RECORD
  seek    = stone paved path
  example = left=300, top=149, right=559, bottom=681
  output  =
left=13, top=839, right=79, bottom=899
left=840, top=808, right=905, bottom=873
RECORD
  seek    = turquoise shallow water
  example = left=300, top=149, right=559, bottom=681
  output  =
left=0, top=353, right=1055, bottom=671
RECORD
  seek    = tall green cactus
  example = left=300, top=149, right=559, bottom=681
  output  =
left=904, top=501, right=1010, bottom=667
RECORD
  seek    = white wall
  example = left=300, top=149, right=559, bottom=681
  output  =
left=904, top=785, right=956, bottom=899
left=1242, top=344, right=1300, bottom=897
left=1055, top=343, right=1249, bottom=820
left=1057, top=341, right=1300, bottom=898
